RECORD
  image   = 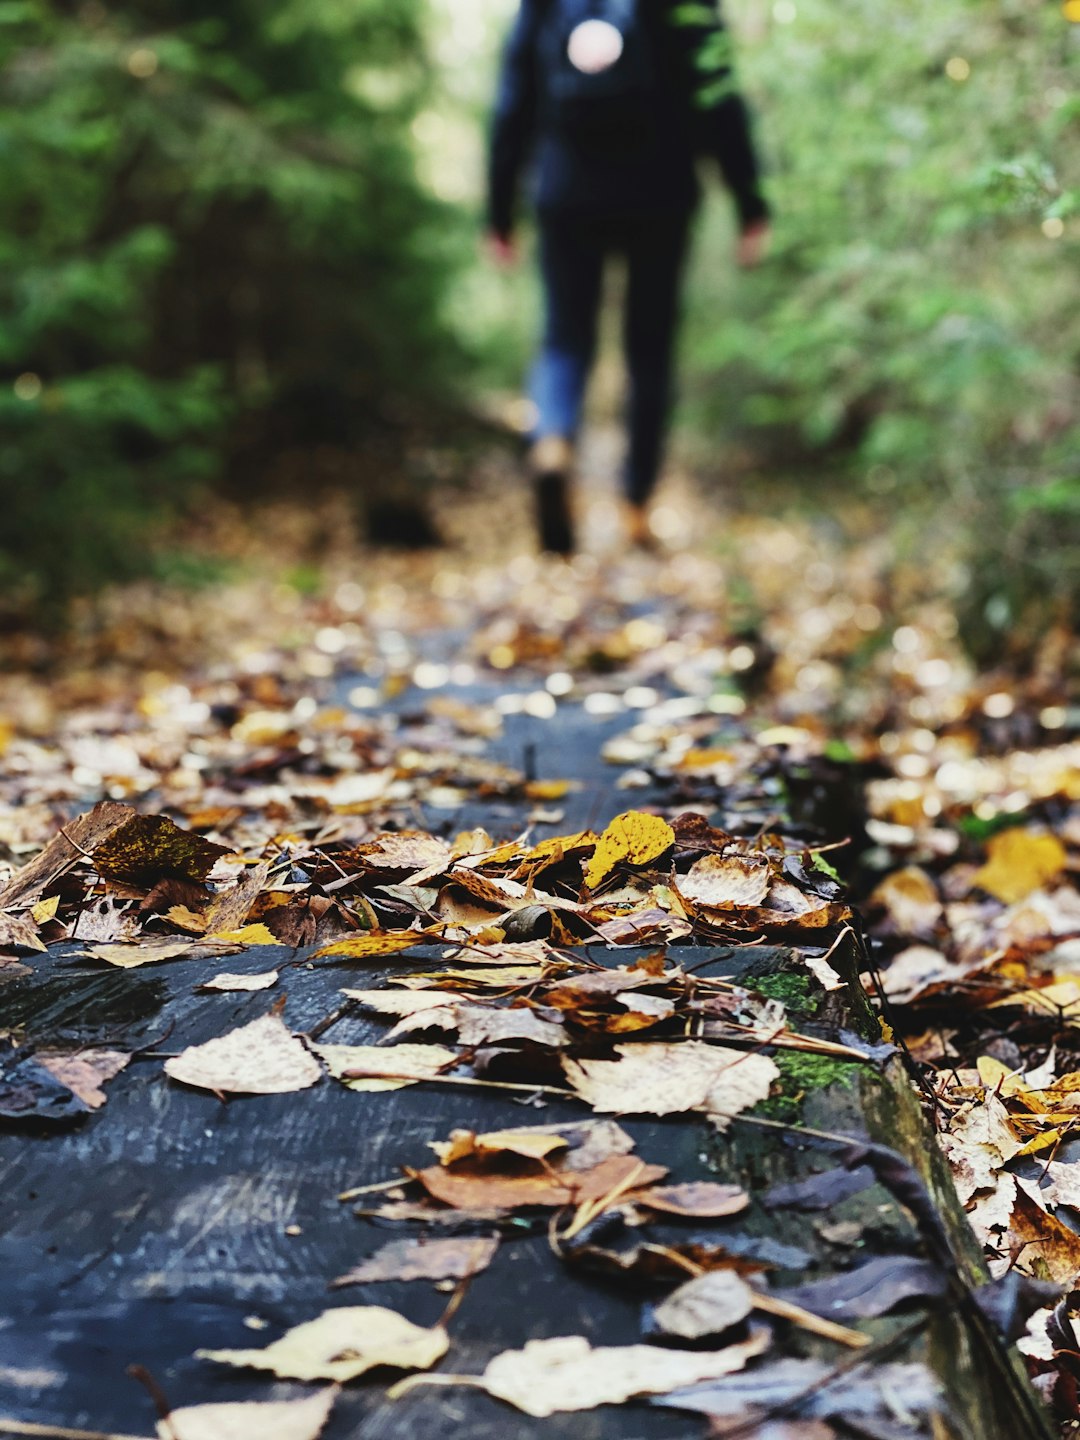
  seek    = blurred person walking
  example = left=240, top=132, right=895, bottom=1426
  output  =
left=488, top=0, right=770, bottom=554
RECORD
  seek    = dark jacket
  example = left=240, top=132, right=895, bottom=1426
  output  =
left=488, top=0, right=769, bottom=238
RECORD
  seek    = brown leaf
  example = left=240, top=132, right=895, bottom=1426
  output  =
left=0, top=801, right=135, bottom=910
left=0, top=912, right=46, bottom=954
left=161, top=1387, right=337, bottom=1440
left=678, top=853, right=771, bottom=909
left=411, top=1153, right=668, bottom=1213
left=165, top=1014, right=321, bottom=1096
left=93, top=815, right=229, bottom=885
left=869, top=866, right=943, bottom=938
left=430, top=1127, right=570, bottom=1166
left=35, top=1048, right=130, bottom=1109
left=197, top=1306, right=448, bottom=1381
left=203, top=860, right=273, bottom=933
left=634, top=1182, right=750, bottom=1219
left=331, top=1236, right=499, bottom=1287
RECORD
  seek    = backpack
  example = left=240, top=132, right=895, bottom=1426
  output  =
left=539, top=0, right=657, bottom=157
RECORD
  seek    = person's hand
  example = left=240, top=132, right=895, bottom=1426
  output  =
left=486, top=231, right=518, bottom=268
left=736, top=220, right=771, bottom=269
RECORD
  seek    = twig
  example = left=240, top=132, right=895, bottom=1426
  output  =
left=337, top=1176, right=405, bottom=1202
left=339, top=1068, right=573, bottom=1098
left=749, top=1291, right=868, bottom=1349
left=0, top=1421, right=152, bottom=1440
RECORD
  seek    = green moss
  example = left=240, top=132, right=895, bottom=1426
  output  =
left=753, top=972, right=819, bottom=1018
left=754, top=1049, right=862, bottom=1123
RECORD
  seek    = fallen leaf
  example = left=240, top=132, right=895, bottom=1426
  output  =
left=386, top=1002, right=567, bottom=1048
left=331, top=1236, right=499, bottom=1287
left=777, top=1255, right=947, bottom=1320
left=36, top=1048, right=130, bottom=1109
left=0, top=912, right=45, bottom=953
left=30, top=895, right=59, bottom=925
left=311, top=931, right=427, bottom=960
left=974, top=829, right=1068, bottom=905
left=342, top=988, right=469, bottom=1017
left=161, top=1387, right=337, bottom=1440
left=0, top=801, right=134, bottom=909
left=87, top=935, right=241, bottom=968
left=634, top=1182, right=750, bottom=1219
left=165, top=1014, right=321, bottom=1096
left=209, top=923, right=285, bottom=946
left=802, top=955, right=845, bottom=991
left=430, top=1127, right=570, bottom=1166
left=764, top=1167, right=876, bottom=1213
left=0, top=1046, right=90, bottom=1126
left=198, top=970, right=280, bottom=993
left=411, top=1153, right=668, bottom=1213
left=869, top=865, right=943, bottom=937
left=650, top=1270, right=756, bottom=1340
left=678, top=853, right=771, bottom=909
left=93, top=815, right=228, bottom=885
left=562, top=1041, right=778, bottom=1128
left=315, top=1042, right=459, bottom=1092
left=198, top=1306, right=447, bottom=1381
left=427, top=1330, right=769, bottom=1417
left=584, top=812, right=675, bottom=890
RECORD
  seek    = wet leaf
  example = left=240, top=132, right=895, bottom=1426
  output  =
left=311, top=931, right=428, bottom=960
left=777, top=1255, right=947, bottom=1320
left=385, top=1002, right=567, bottom=1048
left=165, top=1014, right=322, bottom=1096
left=315, top=1042, right=459, bottom=1092
left=87, top=935, right=242, bottom=968
left=331, top=1236, right=498, bottom=1287
left=0, top=1046, right=90, bottom=1126
left=35, top=1048, right=129, bottom=1109
left=411, top=1152, right=667, bottom=1213
left=650, top=1270, right=756, bottom=1340
left=584, top=812, right=675, bottom=890
left=562, top=1041, right=778, bottom=1127
left=634, top=1181, right=750, bottom=1219
left=198, top=969, right=280, bottom=993
left=430, top=1127, right=570, bottom=1166
left=198, top=1306, right=448, bottom=1380
left=161, top=1387, right=337, bottom=1440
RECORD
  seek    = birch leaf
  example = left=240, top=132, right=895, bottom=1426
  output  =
left=165, top=1014, right=321, bottom=1096
left=315, top=1042, right=459, bottom=1092
left=197, top=1306, right=447, bottom=1381
left=161, top=1388, right=337, bottom=1440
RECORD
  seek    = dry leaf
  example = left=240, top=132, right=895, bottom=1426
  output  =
left=165, top=1014, right=321, bottom=1096
left=386, top=1002, right=567, bottom=1048
left=331, top=1236, right=498, bottom=1287
left=0, top=801, right=134, bottom=909
left=651, top=1270, right=756, bottom=1340
left=869, top=865, right=943, bottom=937
left=974, top=829, right=1068, bottom=905
left=209, top=923, right=285, bottom=947
left=436, top=1330, right=769, bottom=1416
left=411, top=1153, right=667, bottom=1213
left=584, top=812, right=675, bottom=890
left=311, top=931, right=427, bottom=960
left=678, top=853, right=771, bottom=909
left=562, top=1042, right=778, bottom=1127
left=315, top=1042, right=459, bottom=1092
left=198, top=1306, right=447, bottom=1381
left=430, top=1127, right=570, bottom=1166
left=342, top=988, right=469, bottom=1016
left=0, top=912, right=46, bottom=953
left=634, top=1182, right=750, bottom=1219
left=86, top=935, right=242, bottom=968
left=198, top=969, right=280, bottom=993
left=93, top=815, right=228, bottom=885
left=161, top=1387, right=336, bottom=1440
left=35, top=1048, right=130, bottom=1109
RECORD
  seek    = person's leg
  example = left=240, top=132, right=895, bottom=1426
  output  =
left=621, top=209, right=694, bottom=534
left=528, top=212, right=606, bottom=551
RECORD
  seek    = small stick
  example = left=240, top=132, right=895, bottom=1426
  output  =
left=0, top=1421, right=153, bottom=1440
left=750, top=1291, right=869, bottom=1349
left=339, top=1068, right=573, bottom=1098
left=337, top=1176, right=405, bottom=1202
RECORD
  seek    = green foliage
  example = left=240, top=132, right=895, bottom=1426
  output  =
left=0, top=0, right=460, bottom=600
left=683, top=0, right=1080, bottom=647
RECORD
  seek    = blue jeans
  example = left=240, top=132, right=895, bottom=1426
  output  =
left=530, top=208, right=693, bottom=506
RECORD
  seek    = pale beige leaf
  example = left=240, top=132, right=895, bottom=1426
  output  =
left=332, top=1236, right=499, bottom=1287
left=679, top=853, right=770, bottom=909
left=474, top=1330, right=770, bottom=1416
left=802, top=955, right=844, bottom=991
left=87, top=935, right=241, bottom=968
left=36, top=1048, right=130, bottom=1109
left=165, top=1014, right=321, bottom=1096
left=199, top=969, right=280, bottom=993
left=386, top=1003, right=567, bottom=1048
left=314, top=1042, right=459, bottom=1092
left=562, top=1041, right=778, bottom=1125
left=342, top=988, right=468, bottom=1016
left=430, top=1128, right=570, bottom=1166
left=651, top=1270, right=756, bottom=1340
left=197, top=1306, right=447, bottom=1381
left=161, top=1387, right=337, bottom=1440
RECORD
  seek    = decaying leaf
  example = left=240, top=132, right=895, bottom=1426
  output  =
left=386, top=1002, right=567, bottom=1048
left=634, top=1181, right=750, bottom=1219
left=584, top=812, right=675, bottom=890
left=315, top=1042, right=460, bottom=1092
left=165, top=1014, right=321, bottom=1096
left=342, top=988, right=469, bottom=1016
left=0, top=801, right=134, bottom=910
left=430, top=1127, right=570, bottom=1166
left=36, top=1048, right=130, bottom=1109
left=86, top=935, right=242, bottom=968
left=161, top=1387, right=337, bottom=1440
left=562, top=1041, right=778, bottom=1128
left=678, top=853, right=771, bottom=909
left=197, top=1306, right=448, bottom=1381
left=93, top=814, right=229, bottom=885
left=331, top=1236, right=499, bottom=1287
left=650, top=1270, right=756, bottom=1340
left=0, top=1046, right=90, bottom=1126
left=0, top=912, right=46, bottom=953
left=420, top=1330, right=769, bottom=1417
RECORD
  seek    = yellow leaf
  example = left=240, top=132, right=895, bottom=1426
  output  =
left=311, top=931, right=427, bottom=960
left=584, top=812, right=675, bottom=891
left=878, top=1016, right=895, bottom=1044
left=31, top=895, right=59, bottom=925
left=974, top=829, right=1067, bottom=905
left=209, top=923, right=284, bottom=946
left=524, top=779, right=578, bottom=801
